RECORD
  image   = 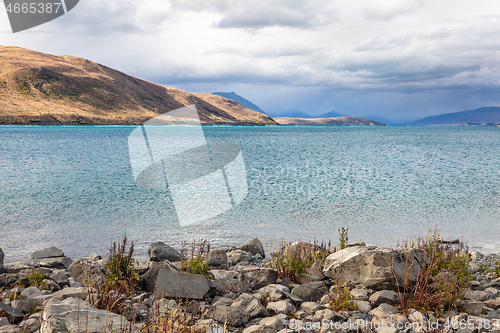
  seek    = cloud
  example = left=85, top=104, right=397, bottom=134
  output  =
left=171, top=0, right=338, bottom=29
left=361, top=0, right=425, bottom=21
left=3, top=0, right=500, bottom=120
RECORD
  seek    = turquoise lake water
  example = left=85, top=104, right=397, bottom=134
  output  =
left=0, top=126, right=499, bottom=262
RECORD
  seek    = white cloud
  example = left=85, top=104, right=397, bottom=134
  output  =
left=2, top=0, right=500, bottom=118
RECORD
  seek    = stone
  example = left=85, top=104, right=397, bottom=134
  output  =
left=0, top=302, right=24, bottom=323
left=369, top=303, right=397, bottom=317
left=355, top=300, right=372, bottom=313
left=291, top=284, right=323, bottom=302
left=323, top=246, right=424, bottom=291
left=236, top=266, right=278, bottom=290
left=267, top=300, right=295, bottom=315
left=486, top=287, right=500, bottom=296
left=18, top=317, right=40, bottom=333
left=0, top=248, right=4, bottom=273
left=154, top=269, right=215, bottom=300
left=41, top=279, right=61, bottom=293
left=147, top=242, right=181, bottom=262
left=369, top=290, right=399, bottom=306
left=49, top=273, right=70, bottom=288
left=258, top=284, right=290, bottom=301
left=212, top=304, right=248, bottom=327
left=227, top=250, right=253, bottom=267
left=50, top=287, right=88, bottom=301
left=485, top=299, right=500, bottom=309
left=67, top=258, right=106, bottom=287
left=27, top=257, right=73, bottom=269
left=305, top=266, right=325, bottom=280
left=463, top=301, right=484, bottom=316
left=243, top=325, right=275, bottom=333
left=150, top=298, right=178, bottom=317
left=132, top=303, right=148, bottom=319
left=41, top=297, right=131, bottom=333
left=0, top=326, right=20, bottom=333
left=11, top=299, right=32, bottom=313
left=232, top=293, right=268, bottom=319
left=466, top=290, right=490, bottom=301
left=408, top=309, right=427, bottom=324
left=32, top=246, right=64, bottom=260
left=236, top=238, right=265, bottom=257
left=320, top=294, right=331, bottom=304
left=299, top=302, right=323, bottom=315
left=20, top=287, right=42, bottom=300
left=207, top=249, right=228, bottom=269
left=314, top=308, right=335, bottom=321
left=298, top=273, right=321, bottom=284
left=0, top=317, right=9, bottom=327
left=140, top=261, right=174, bottom=292
left=350, top=288, right=370, bottom=300
left=259, top=316, right=284, bottom=331
left=484, top=278, right=500, bottom=289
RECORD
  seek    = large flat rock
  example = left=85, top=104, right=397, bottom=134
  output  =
left=322, top=246, right=424, bottom=290
left=154, top=269, right=214, bottom=300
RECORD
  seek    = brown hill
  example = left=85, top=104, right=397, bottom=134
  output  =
left=0, top=46, right=277, bottom=126
left=274, top=116, right=387, bottom=126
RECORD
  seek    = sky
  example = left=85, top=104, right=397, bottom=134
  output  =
left=1, top=0, right=500, bottom=122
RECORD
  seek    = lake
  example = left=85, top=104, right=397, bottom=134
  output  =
left=1, top=126, right=499, bottom=262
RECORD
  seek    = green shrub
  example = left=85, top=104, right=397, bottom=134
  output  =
left=338, top=227, right=348, bottom=249
left=396, top=227, right=471, bottom=315
left=27, top=270, right=46, bottom=288
left=182, top=257, right=210, bottom=276
left=268, top=240, right=329, bottom=283
left=180, top=238, right=211, bottom=277
left=329, top=279, right=357, bottom=311
left=103, top=235, right=139, bottom=295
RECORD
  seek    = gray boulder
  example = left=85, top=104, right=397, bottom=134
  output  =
left=68, top=258, right=106, bottom=287
left=147, top=242, right=181, bottom=262
left=369, top=290, right=399, bottom=306
left=266, top=300, right=295, bottom=315
left=28, top=257, right=72, bottom=269
left=0, top=302, right=24, bottom=324
left=227, top=250, right=253, bottom=267
left=232, top=293, right=268, bottom=319
left=291, top=284, right=323, bottom=302
left=207, top=249, right=228, bottom=269
left=211, top=304, right=248, bottom=327
left=236, top=238, right=265, bottom=258
left=154, top=269, right=215, bottom=300
left=32, top=246, right=64, bottom=260
left=0, top=248, right=4, bottom=273
left=236, top=266, right=278, bottom=290
left=41, top=297, right=131, bottom=332
left=323, top=246, right=424, bottom=290
left=140, top=261, right=175, bottom=293
left=369, top=303, right=397, bottom=317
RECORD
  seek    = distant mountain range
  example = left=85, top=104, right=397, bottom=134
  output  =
left=408, top=107, right=500, bottom=126
left=269, top=109, right=345, bottom=118
left=274, top=116, right=387, bottom=126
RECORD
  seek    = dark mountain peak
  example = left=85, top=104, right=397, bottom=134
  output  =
left=212, top=92, right=264, bottom=113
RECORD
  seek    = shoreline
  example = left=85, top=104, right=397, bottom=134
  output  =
left=1, top=236, right=500, bottom=332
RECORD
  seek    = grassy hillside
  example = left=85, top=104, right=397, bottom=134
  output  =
left=0, top=46, right=277, bottom=126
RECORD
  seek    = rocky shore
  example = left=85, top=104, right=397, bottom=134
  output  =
left=1, top=238, right=500, bottom=333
